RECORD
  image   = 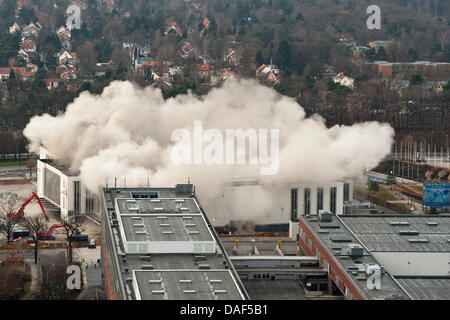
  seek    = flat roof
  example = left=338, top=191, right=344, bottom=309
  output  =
left=394, top=277, right=450, bottom=300
left=134, top=270, right=244, bottom=300
left=102, top=187, right=247, bottom=300
left=301, top=215, right=410, bottom=300
left=120, top=214, right=213, bottom=242
left=339, top=215, right=450, bottom=252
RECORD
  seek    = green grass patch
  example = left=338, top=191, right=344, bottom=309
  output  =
left=0, top=160, right=29, bottom=167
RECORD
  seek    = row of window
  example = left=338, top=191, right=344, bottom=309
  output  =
left=291, top=184, right=349, bottom=219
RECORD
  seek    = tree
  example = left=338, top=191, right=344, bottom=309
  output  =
left=386, top=173, right=397, bottom=189
left=0, top=195, right=19, bottom=244
left=60, top=220, right=82, bottom=263
left=26, top=158, right=35, bottom=179
left=368, top=179, right=380, bottom=199
left=78, top=42, right=98, bottom=76
left=275, top=39, right=292, bottom=72
left=35, top=252, right=75, bottom=300
left=255, top=50, right=264, bottom=66
left=410, top=74, right=424, bottom=86
left=20, top=216, right=48, bottom=264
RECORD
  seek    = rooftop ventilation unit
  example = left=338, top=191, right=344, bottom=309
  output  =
left=161, top=231, right=173, bottom=234
left=319, top=210, right=333, bottom=222
left=214, top=290, right=227, bottom=294
left=142, top=265, right=153, bottom=270
left=175, top=199, right=185, bottom=203
left=331, top=235, right=352, bottom=243
left=183, top=290, right=196, bottom=294
left=150, top=199, right=161, bottom=202
left=408, top=238, right=429, bottom=243
left=159, top=224, right=170, bottom=227
left=182, top=216, right=193, bottom=219
left=390, top=221, right=409, bottom=226
left=198, top=264, right=211, bottom=269
left=210, top=280, right=222, bottom=283
left=179, top=280, right=192, bottom=283
left=185, top=223, right=197, bottom=227
left=427, top=222, right=438, bottom=226
left=319, top=222, right=340, bottom=229
left=149, top=279, right=161, bottom=284
left=348, top=244, right=363, bottom=257
left=195, top=256, right=207, bottom=261
left=153, top=208, right=164, bottom=212
left=152, top=290, right=165, bottom=294
left=399, top=230, right=419, bottom=236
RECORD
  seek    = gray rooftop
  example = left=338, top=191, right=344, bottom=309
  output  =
left=120, top=215, right=213, bottom=242
left=134, top=270, right=243, bottom=300
left=395, top=277, right=450, bottom=300
left=339, top=215, right=450, bottom=252
left=301, top=215, right=411, bottom=300
left=102, top=186, right=247, bottom=300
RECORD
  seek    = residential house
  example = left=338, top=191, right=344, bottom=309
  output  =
left=0, top=68, right=11, bottom=82
left=203, top=18, right=210, bottom=30
left=135, top=57, right=154, bottom=70
left=9, top=22, right=20, bottom=34
left=338, top=34, right=357, bottom=47
left=211, top=68, right=236, bottom=86
left=256, top=64, right=280, bottom=86
left=196, top=63, right=214, bottom=77
left=22, top=23, right=40, bottom=38
left=95, top=60, right=116, bottom=77
left=180, top=42, right=194, bottom=59
left=223, top=48, right=241, bottom=67
left=17, top=48, right=30, bottom=63
left=57, top=50, right=76, bottom=65
left=333, top=72, right=354, bottom=89
left=44, top=78, right=64, bottom=90
left=368, top=40, right=393, bottom=52
left=164, top=22, right=183, bottom=37
left=21, top=40, right=36, bottom=53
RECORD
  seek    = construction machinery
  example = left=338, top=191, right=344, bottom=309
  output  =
left=37, top=222, right=80, bottom=240
left=7, top=192, right=48, bottom=220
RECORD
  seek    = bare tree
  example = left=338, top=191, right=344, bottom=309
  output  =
left=35, top=252, right=73, bottom=300
left=0, top=196, right=19, bottom=244
left=60, top=220, right=82, bottom=263
left=20, top=216, right=48, bottom=264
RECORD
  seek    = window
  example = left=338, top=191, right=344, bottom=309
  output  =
left=317, top=188, right=324, bottom=211
left=304, top=188, right=311, bottom=215
left=291, top=188, right=298, bottom=220
left=74, top=181, right=80, bottom=214
left=344, top=183, right=350, bottom=202
left=330, top=187, right=337, bottom=214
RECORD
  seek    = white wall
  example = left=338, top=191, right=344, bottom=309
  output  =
left=372, top=252, right=450, bottom=276
left=214, top=179, right=353, bottom=227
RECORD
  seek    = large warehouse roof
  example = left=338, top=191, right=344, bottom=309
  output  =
left=339, top=215, right=450, bottom=252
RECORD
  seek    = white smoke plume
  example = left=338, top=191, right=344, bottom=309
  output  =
left=24, top=80, right=394, bottom=222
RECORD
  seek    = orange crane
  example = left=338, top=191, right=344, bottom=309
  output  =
left=7, top=192, right=48, bottom=220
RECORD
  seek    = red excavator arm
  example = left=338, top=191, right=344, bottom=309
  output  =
left=37, top=222, right=80, bottom=239
left=8, top=192, right=48, bottom=220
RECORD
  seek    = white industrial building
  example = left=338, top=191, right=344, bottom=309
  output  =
left=36, top=147, right=98, bottom=220
left=214, top=178, right=354, bottom=240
